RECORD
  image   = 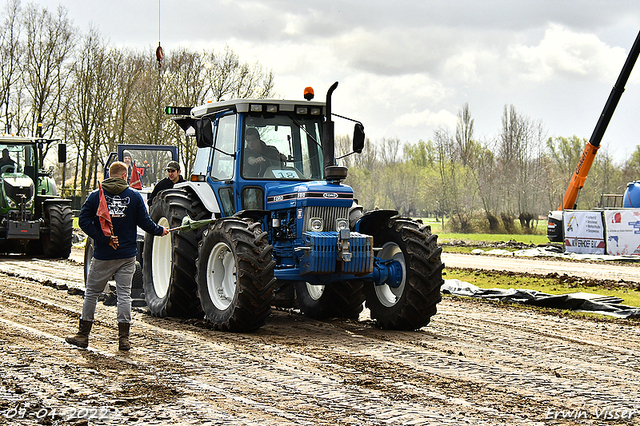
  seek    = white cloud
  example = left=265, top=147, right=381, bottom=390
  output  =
left=393, top=108, right=457, bottom=130
left=508, top=24, right=628, bottom=82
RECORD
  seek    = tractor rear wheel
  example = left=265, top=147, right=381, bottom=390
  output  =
left=195, top=218, right=276, bottom=332
left=43, top=203, right=73, bottom=259
left=295, top=281, right=364, bottom=320
left=364, top=218, right=443, bottom=330
left=143, top=189, right=207, bottom=318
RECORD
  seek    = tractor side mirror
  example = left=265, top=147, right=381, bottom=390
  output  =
left=58, top=143, right=67, bottom=163
left=353, top=123, right=365, bottom=154
left=195, top=117, right=213, bottom=148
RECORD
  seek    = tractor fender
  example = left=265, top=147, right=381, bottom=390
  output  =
left=42, top=197, right=72, bottom=206
left=352, top=209, right=398, bottom=236
left=174, top=181, right=221, bottom=215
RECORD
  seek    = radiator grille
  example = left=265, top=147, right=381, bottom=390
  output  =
left=303, top=206, right=349, bottom=232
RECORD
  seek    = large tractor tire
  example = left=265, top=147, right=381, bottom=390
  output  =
left=43, top=203, right=73, bottom=259
left=195, top=218, right=276, bottom=332
left=295, top=281, right=365, bottom=320
left=142, top=189, right=207, bottom=318
left=364, top=218, right=444, bottom=330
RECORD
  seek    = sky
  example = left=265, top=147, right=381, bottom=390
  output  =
left=35, top=0, right=640, bottom=164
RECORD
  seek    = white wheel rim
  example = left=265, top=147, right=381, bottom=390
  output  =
left=306, top=283, right=325, bottom=301
left=375, top=242, right=406, bottom=307
left=207, top=242, right=237, bottom=310
left=152, top=217, right=171, bottom=298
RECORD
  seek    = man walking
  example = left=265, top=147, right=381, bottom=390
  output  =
left=66, top=161, right=169, bottom=350
left=147, top=161, right=185, bottom=206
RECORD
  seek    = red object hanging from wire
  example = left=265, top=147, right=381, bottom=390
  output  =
left=156, top=44, right=164, bottom=69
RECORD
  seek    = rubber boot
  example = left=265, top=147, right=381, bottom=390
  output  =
left=118, top=322, right=131, bottom=351
left=65, top=319, right=92, bottom=348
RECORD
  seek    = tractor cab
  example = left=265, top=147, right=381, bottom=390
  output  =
left=182, top=100, right=327, bottom=217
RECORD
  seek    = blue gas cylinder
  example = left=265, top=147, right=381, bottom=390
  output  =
left=623, top=181, right=640, bottom=208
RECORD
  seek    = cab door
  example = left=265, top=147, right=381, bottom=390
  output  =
left=207, top=113, right=237, bottom=217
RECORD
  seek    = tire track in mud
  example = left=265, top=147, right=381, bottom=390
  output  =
left=0, top=258, right=639, bottom=424
left=0, top=276, right=515, bottom=425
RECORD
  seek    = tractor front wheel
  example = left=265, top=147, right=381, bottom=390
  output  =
left=364, top=218, right=444, bottom=330
left=195, top=218, right=276, bottom=332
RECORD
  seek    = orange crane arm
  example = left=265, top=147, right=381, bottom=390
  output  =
left=560, top=30, right=640, bottom=211
left=561, top=142, right=599, bottom=210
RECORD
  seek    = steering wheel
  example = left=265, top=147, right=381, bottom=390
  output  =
left=0, top=164, right=15, bottom=174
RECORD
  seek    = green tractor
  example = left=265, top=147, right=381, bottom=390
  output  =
left=0, top=136, right=72, bottom=258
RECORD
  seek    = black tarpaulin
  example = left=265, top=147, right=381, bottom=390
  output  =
left=442, top=280, right=640, bottom=319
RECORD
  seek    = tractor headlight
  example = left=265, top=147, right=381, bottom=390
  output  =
left=25, top=198, right=33, bottom=208
left=309, top=217, right=323, bottom=232
left=335, top=218, right=349, bottom=231
left=7, top=198, right=16, bottom=208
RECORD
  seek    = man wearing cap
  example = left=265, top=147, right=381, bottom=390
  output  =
left=147, top=161, right=185, bottom=206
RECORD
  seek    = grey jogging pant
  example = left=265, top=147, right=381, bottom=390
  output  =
left=82, top=256, right=136, bottom=324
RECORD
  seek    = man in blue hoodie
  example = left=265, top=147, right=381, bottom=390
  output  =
left=67, top=161, right=169, bottom=351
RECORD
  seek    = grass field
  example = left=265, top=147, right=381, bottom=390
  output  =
left=437, top=232, right=549, bottom=245
left=416, top=217, right=551, bottom=247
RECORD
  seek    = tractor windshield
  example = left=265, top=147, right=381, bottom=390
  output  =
left=242, top=114, right=323, bottom=181
left=0, top=144, right=35, bottom=177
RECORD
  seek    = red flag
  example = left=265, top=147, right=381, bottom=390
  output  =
left=130, top=162, right=142, bottom=190
left=97, top=181, right=112, bottom=237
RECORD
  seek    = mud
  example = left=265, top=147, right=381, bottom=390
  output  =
left=0, top=251, right=638, bottom=425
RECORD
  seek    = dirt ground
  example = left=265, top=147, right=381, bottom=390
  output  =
left=0, top=250, right=639, bottom=425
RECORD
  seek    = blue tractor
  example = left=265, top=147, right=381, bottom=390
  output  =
left=143, top=83, right=444, bottom=331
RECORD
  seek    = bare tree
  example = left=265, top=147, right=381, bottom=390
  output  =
left=455, top=102, right=475, bottom=167
left=111, top=50, right=146, bottom=147
left=497, top=105, right=546, bottom=229
left=163, top=48, right=208, bottom=173
left=0, top=0, right=22, bottom=133
left=205, top=46, right=275, bottom=102
left=67, top=28, right=117, bottom=198
left=378, top=137, right=401, bottom=166
left=22, top=3, right=75, bottom=163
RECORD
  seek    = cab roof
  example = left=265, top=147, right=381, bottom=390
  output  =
left=191, top=98, right=326, bottom=118
left=0, top=136, right=38, bottom=145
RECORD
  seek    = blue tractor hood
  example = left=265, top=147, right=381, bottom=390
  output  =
left=264, top=180, right=354, bottom=210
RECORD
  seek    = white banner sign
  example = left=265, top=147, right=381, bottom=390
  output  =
left=563, top=211, right=605, bottom=254
left=604, top=209, right=640, bottom=256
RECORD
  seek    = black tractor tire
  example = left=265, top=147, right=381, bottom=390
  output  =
left=295, top=281, right=365, bottom=320
left=43, top=203, right=73, bottom=259
left=132, top=261, right=143, bottom=290
left=364, top=218, right=444, bottom=330
left=195, top=218, right=276, bottom=332
left=142, top=189, right=207, bottom=318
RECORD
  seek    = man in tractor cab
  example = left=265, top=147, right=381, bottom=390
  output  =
left=243, top=127, right=287, bottom=177
left=0, top=148, right=15, bottom=173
